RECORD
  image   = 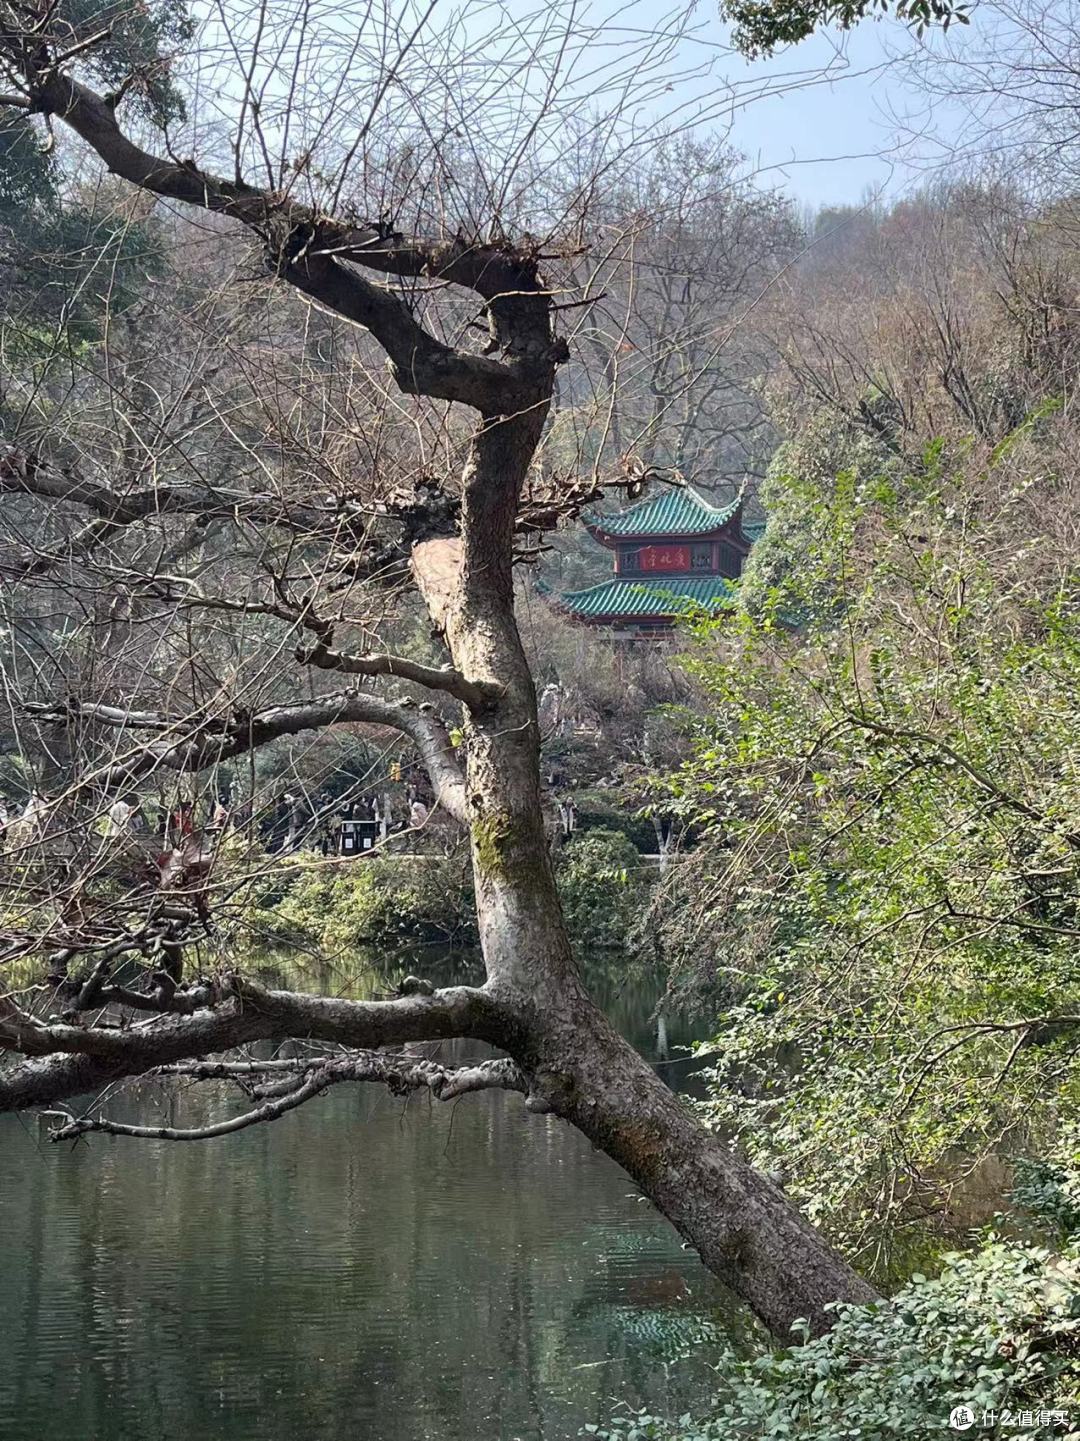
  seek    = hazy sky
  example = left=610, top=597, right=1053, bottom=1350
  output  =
left=187, top=0, right=981, bottom=217
left=652, top=3, right=972, bottom=209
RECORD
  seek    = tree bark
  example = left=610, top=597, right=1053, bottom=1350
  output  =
left=508, top=985, right=876, bottom=1336
left=0, top=55, right=881, bottom=1341
left=418, top=412, right=877, bottom=1339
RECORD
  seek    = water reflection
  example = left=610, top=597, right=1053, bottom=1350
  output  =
left=253, top=945, right=709, bottom=1093
left=0, top=950, right=734, bottom=1441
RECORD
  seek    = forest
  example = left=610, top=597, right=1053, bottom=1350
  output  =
left=0, top=0, right=1079, bottom=1437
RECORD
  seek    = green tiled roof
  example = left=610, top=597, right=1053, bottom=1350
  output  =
left=584, top=488, right=741, bottom=538
left=741, top=519, right=767, bottom=542
left=552, top=576, right=737, bottom=619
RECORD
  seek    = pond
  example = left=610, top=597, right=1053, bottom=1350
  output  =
left=0, top=949, right=744, bottom=1441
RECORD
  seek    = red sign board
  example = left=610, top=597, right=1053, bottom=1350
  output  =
left=639, top=545, right=689, bottom=572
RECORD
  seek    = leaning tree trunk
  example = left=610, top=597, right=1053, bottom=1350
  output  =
left=416, top=412, right=877, bottom=1340
left=0, top=58, right=879, bottom=1341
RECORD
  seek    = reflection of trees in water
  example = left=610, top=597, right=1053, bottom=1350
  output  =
left=256, top=944, right=710, bottom=1084
left=549, top=1235, right=736, bottom=1423
left=0, top=968, right=731, bottom=1441
left=250, top=942, right=485, bottom=1002
left=576, top=1303, right=726, bottom=1357
left=0, top=943, right=726, bottom=1440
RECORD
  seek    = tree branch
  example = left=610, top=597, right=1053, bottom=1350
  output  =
left=296, top=638, right=497, bottom=708
left=16, top=75, right=554, bottom=411
left=0, top=438, right=373, bottom=547
left=0, top=978, right=508, bottom=1114
left=25, top=688, right=469, bottom=821
left=845, top=711, right=1080, bottom=846
left=43, top=1052, right=525, bottom=1142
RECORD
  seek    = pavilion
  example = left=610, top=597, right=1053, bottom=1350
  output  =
left=542, top=488, right=763, bottom=637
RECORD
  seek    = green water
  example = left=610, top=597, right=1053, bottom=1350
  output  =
left=0, top=951, right=739, bottom=1441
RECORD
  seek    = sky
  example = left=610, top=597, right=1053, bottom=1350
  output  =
left=634, top=1, right=977, bottom=209
left=726, top=29, right=932, bottom=207
left=183, top=0, right=985, bottom=218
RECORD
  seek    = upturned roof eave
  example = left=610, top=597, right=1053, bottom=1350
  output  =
left=581, top=486, right=744, bottom=543
left=548, top=576, right=737, bottom=622
left=584, top=519, right=748, bottom=549
left=571, top=612, right=680, bottom=626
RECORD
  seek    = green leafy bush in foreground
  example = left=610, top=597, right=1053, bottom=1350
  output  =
left=589, top=1138, right=1080, bottom=1441
left=591, top=1241, right=1080, bottom=1440
left=1012, top=1129, right=1080, bottom=1243
left=655, top=433, right=1080, bottom=1264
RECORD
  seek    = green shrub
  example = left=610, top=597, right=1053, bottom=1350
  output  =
left=1013, top=1127, right=1080, bottom=1243
left=242, top=829, right=653, bottom=956
left=574, top=791, right=658, bottom=852
left=556, top=828, right=648, bottom=949
left=588, top=1240, right=1080, bottom=1440
left=241, top=853, right=476, bottom=953
left=655, top=439, right=1080, bottom=1260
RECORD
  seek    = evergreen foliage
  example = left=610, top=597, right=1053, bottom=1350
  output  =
left=719, top=0, right=970, bottom=59
left=0, top=0, right=186, bottom=351
left=658, top=416, right=1080, bottom=1265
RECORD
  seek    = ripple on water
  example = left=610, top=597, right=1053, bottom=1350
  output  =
left=1, top=975, right=737, bottom=1441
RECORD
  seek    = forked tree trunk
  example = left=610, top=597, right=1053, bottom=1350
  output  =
left=0, top=67, right=879, bottom=1340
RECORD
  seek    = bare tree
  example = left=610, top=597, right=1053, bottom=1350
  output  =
left=0, top=0, right=875, bottom=1339
left=559, top=135, right=801, bottom=490
left=763, top=177, right=1078, bottom=462
left=899, top=0, right=1080, bottom=196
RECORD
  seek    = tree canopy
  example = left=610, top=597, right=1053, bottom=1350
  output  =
left=720, top=0, right=971, bottom=56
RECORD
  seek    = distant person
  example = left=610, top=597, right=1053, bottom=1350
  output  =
left=558, top=797, right=577, bottom=840
left=281, top=793, right=297, bottom=849
left=167, top=803, right=194, bottom=850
